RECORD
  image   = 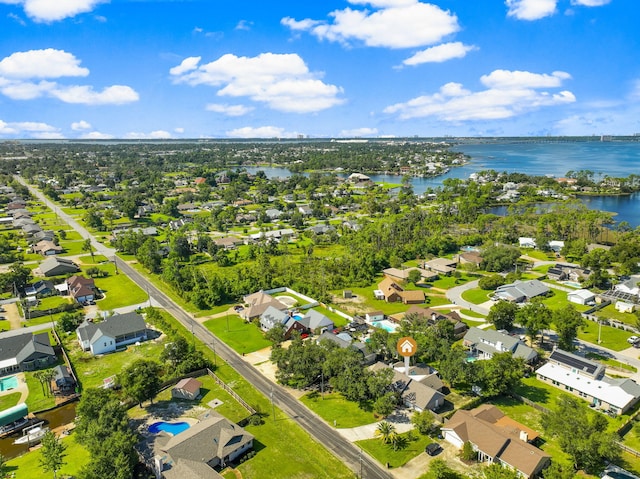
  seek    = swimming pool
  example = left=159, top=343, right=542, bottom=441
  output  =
left=148, top=421, right=190, bottom=435
left=0, top=375, right=18, bottom=391
left=562, top=281, right=582, bottom=288
left=372, top=320, right=398, bottom=333
left=293, top=314, right=303, bottom=321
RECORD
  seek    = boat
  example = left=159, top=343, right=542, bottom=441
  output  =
left=14, top=424, right=48, bottom=445
left=0, top=416, right=29, bottom=437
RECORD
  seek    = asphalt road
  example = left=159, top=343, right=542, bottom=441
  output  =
left=16, top=176, right=392, bottom=479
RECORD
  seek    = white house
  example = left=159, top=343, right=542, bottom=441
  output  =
left=518, top=237, right=536, bottom=248
left=76, top=312, right=148, bottom=355
left=567, top=289, right=596, bottom=305
left=616, top=301, right=635, bottom=313
left=365, top=311, right=384, bottom=322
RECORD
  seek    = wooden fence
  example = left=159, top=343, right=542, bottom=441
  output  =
left=206, top=369, right=256, bottom=415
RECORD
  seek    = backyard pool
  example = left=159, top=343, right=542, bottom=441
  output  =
left=148, top=421, right=190, bottom=436
left=562, top=281, right=582, bottom=288
left=372, top=320, right=398, bottom=333
left=0, top=376, right=18, bottom=391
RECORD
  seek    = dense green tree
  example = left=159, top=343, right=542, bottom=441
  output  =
left=481, top=245, right=521, bottom=272
left=461, top=441, right=476, bottom=461
left=82, top=238, right=94, bottom=261
left=475, top=352, right=525, bottom=397
left=39, top=430, right=67, bottom=479
left=542, top=395, right=620, bottom=473
left=83, top=208, right=103, bottom=230
left=160, top=337, right=191, bottom=367
left=481, top=463, right=521, bottom=479
left=478, top=274, right=506, bottom=290
left=411, top=409, right=434, bottom=436
left=118, top=359, right=162, bottom=407
left=553, top=305, right=584, bottom=351
left=407, top=269, right=422, bottom=285
left=487, top=301, right=518, bottom=331
left=372, top=392, right=397, bottom=417
left=136, top=237, right=162, bottom=273
left=542, top=462, right=576, bottom=479
left=437, top=345, right=469, bottom=388
left=516, top=300, right=552, bottom=345
left=426, top=459, right=465, bottom=479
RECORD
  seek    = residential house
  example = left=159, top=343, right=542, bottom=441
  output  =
left=548, top=240, right=565, bottom=252
left=52, top=365, right=76, bottom=394
left=318, top=331, right=374, bottom=364
left=382, top=267, right=438, bottom=283
left=249, top=229, right=295, bottom=242
left=423, top=258, right=457, bottom=276
left=169, top=218, right=193, bottom=230
left=264, top=209, right=283, bottom=221
left=615, top=301, right=635, bottom=313
left=259, top=306, right=306, bottom=339
left=442, top=405, right=550, bottom=478
left=22, top=224, right=42, bottom=237
left=32, top=240, right=63, bottom=256
left=213, top=236, right=243, bottom=250
left=453, top=251, right=484, bottom=268
left=535, top=348, right=640, bottom=415
left=151, top=412, right=254, bottom=479
left=67, top=275, right=96, bottom=303
left=28, top=230, right=56, bottom=244
left=567, top=289, right=595, bottom=305
left=76, top=312, right=148, bottom=355
left=375, top=277, right=425, bottom=304
left=25, top=280, right=56, bottom=297
left=494, top=280, right=550, bottom=303
left=298, top=205, right=313, bottom=216
left=546, top=267, right=568, bottom=281
left=307, top=224, right=335, bottom=236
left=370, top=362, right=445, bottom=412
left=39, top=257, right=80, bottom=277
left=463, top=327, right=538, bottom=363
left=172, top=378, right=202, bottom=400
left=404, top=305, right=468, bottom=338
left=298, top=309, right=334, bottom=335
left=518, top=237, right=537, bottom=248
left=365, top=311, right=384, bottom=323
left=0, top=331, right=56, bottom=375
left=240, top=291, right=287, bottom=321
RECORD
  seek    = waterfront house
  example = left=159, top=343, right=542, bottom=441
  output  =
left=0, top=331, right=56, bottom=375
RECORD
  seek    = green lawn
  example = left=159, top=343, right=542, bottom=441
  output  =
left=6, top=433, right=91, bottom=479
left=62, top=331, right=167, bottom=390
left=461, top=288, right=491, bottom=304
left=357, top=430, right=433, bottom=468
left=300, top=391, right=377, bottom=428
left=0, top=392, right=21, bottom=410
left=24, top=370, right=57, bottom=412
left=576, top=319, right=635, bottom=352
left=94, top=263, right=148, bottom=310
left=58, top=240, right=87, bottom=256
left=309, top=306, right=350, bottom=327
left=596, top=304, right=638, bottom=325
left=203, top=314, right=272, bottom=354
left=429, top=273, right=477, bottom=290
left=78, top=254, right=108, bottom=264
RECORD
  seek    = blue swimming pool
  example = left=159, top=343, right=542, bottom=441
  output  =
left=148, top=421, right=190, bottom=435
left=0, top=375, right=18, bottom=391
left=372, top=320, right=398, bottom=333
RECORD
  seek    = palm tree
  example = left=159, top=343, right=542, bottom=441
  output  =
left=42, top=369, right=57, bottom=396
left=375, top=421, right=397, bottom=445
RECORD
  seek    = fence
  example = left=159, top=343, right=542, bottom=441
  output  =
left=509, top=392, right=551, bottom=414
left=52, top=327, right=81, bottom=394
left=206, top=369, right=256, bottom=415
left=618, top=442, right=640, bottom=458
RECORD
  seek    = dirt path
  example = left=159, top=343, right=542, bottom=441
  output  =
left=4, top=302, right=22, bottom=330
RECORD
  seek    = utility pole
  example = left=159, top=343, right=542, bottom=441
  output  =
left=270, top=387, right=275, bottom=422
left=211, top=339, right=217, bottom=368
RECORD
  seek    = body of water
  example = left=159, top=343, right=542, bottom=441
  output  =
left=241, top=141, right=640, bottom=226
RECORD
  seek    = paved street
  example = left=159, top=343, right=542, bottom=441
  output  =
left=16, top=176, right=393, bottom=479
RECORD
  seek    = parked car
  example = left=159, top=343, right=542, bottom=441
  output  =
left=627, top=336, right=639, bottom=344
left=0, top=316, right=5, bottom=320
left=425, top=443, right=442, bottom=456
left=0, top=307, right=6, bottom=312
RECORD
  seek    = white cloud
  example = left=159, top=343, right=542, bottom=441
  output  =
left=0, top=49, right=138, bottom=105
left=0, top=118, right=60, bottom=137
left=124, top=130, right=172, bottom=139
left=340, top=127, right=379, bottom=137
left=206, top=103, right=254, bottom=116
left=71, top=120, right=91, bottom=131
left=384, top=69, right=575, bottom=121
left=506, top=0, right=557, bottom=20
left=235, top=19, right=253, bottom=30
left=50, top=85, right=139, bottom=105
left=402, top=42, right=477, bottom=66
left=174, top=127, right=184, bottom=134
left=170, top=52, right=344, bottom=113
left=571, top=0, right=610, bottom=5
left=0, top=49, right=89, bottom=79
left=0, top=0, right=106, bottom=22
left=480, top=70, right=571, bottom=89
left=282, top=1, right=459, bottom=49
left=226, top=126, right=301, bottom=139
left=80, top=131, right=114, bottom=139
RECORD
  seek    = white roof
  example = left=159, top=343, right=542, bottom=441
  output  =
left=55, top=283, right=68, bottom=293
left=0, top=358, right=17, bottom=369
left=568, top=289, right=595, bottom=300
left=536, top=362, right=638, bottom=409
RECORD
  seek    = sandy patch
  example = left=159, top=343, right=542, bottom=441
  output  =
left=276, top=295, right=297, bottom=308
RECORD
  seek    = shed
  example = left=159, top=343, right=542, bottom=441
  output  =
left=616, top=301, right=635, bottom=313
left=568, top=289, right=595, bottom=305
left=172, top=378, right=202, bottom=400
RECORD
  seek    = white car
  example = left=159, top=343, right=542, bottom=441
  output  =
left=628, top=336, right=639, bottom=344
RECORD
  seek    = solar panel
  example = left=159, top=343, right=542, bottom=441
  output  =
left=550, top=350, right=598, bottom=374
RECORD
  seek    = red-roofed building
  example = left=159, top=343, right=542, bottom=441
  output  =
left=67, top=275, right=96, bottom=303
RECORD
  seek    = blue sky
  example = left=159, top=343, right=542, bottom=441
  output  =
left=0, top=0, right=638, bottom=139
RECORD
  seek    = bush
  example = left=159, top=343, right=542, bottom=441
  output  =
left=478, top=274, right=506, bottom=291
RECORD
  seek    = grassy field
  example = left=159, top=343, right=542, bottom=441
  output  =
left=62, top=331, right=167, bottom=390
left=577, top=319, right=635, bottom=351
left=94, top=263, right=148, bottom=310
left=461, top=288, right=491, bottom=304
left=300, top=392, right=377, bottom=428
left=203, top=314, right=272, bottom=354
left=596, top=304, right=638, bottom=325
left=24, top=370, right=57, bottom=412
left=0, top=392, right=21, bottom=410
left=6, top=433, right=91, bottom=479
left=357, top=430, right=433, bottom=468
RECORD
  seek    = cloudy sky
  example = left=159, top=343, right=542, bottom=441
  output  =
left=0, top=0, right=638, bottom=139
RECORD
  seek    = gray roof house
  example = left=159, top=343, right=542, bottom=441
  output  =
left=259, top=305, right=289, bottom=332
left=463, top=327, right=538, bottom=363
left=0, top=331, right=56, bottom=376
left=494, top=280, right=550, bottom=303
left=371, top=362, right=445, bottom=412
left=298, top=309, right=334, bottom=334
left=39, top=256, right=80, bottom=277
left=76, top=312, right=147, bottom=355
left=150, top=411, right=254, bottom=479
